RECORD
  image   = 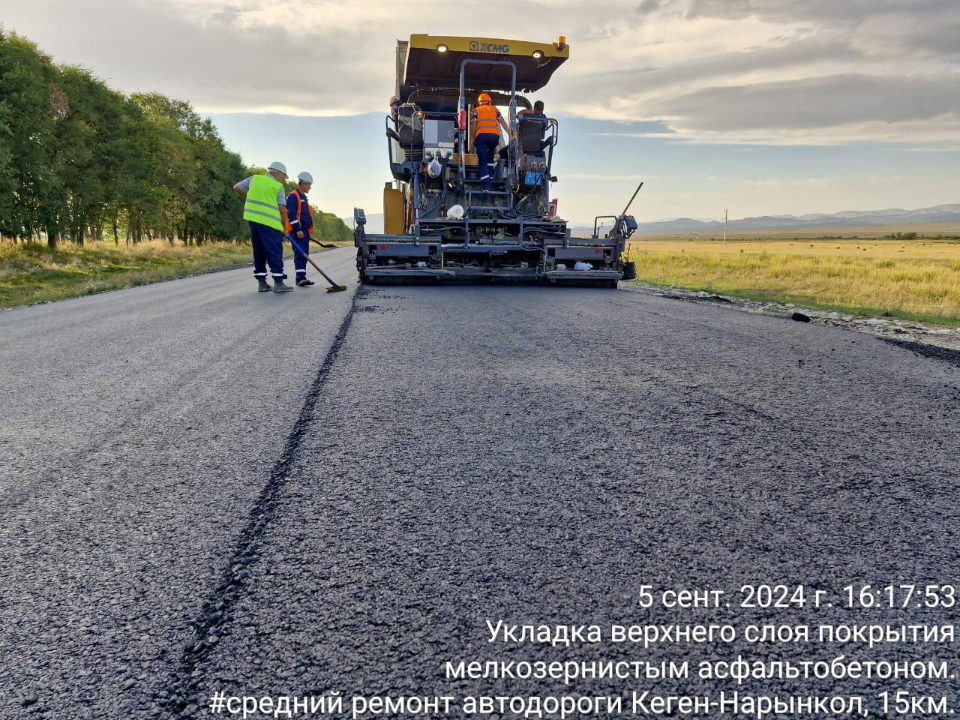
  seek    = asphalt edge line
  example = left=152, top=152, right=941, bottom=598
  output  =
left=619, top=283, right=960, bottom=350
left=158, top=285, right=365, bottom=717
left=883, top=338, right=960, bottom=368
left=0, top=260, right=253, bottom=314
left=1, top=246, right=348, bottom=314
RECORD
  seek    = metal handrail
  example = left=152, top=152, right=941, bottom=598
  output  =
left=457, top=59, right=518, bottom=189
left=385, top=114, right=400, bottom=168
left=592, top=184, right=643, bottom=239
left=594, top=215, right=619, bottom=239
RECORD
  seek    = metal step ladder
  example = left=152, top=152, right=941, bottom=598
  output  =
left=466, top=188, right=512, bottom=212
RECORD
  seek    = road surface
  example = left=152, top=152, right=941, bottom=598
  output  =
left=2, top=247, right=958, bottom=718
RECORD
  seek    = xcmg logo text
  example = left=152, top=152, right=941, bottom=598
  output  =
left=470, top=41, right=510, bottom=53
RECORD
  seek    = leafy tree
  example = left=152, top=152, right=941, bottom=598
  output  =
left=49, top=64, right=127, bottom=244
left=0, top=29, right=352, bottom=248
left=314, top=209, right=352, bottom=243
left=0, top=30, right=58, bottom=245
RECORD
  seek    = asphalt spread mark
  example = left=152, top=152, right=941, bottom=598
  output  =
left=884, top=338, right=960, bottom=368
left=156, top=286, right=365, bottom=717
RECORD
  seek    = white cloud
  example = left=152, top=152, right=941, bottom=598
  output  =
left=647, top=73, right=960, bottom=132
left=1, top=0, right=958, bottom=143
left=565, top=173, right=657, bottom=181
left=737, top=175, right=908, bottom=189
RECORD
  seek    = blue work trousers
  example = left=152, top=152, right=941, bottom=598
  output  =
left=288, top=230, right=311, bottom=277
left=249, top=222, right=285, bottom=280
left=475, top=133, right=500, bottom=189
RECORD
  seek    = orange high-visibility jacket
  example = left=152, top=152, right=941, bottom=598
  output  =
left=284, top=190, right=309, bottom=234
left=473, top=104, right=501, bottom=139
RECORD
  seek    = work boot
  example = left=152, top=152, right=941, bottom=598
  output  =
left=296, top=277, right=315, bottom=287
left=273, top=279, right=293, bottom=293
left=257, top=278, right=271, bottom=292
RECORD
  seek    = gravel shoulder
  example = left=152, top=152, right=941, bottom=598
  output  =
left=624, top=281, right=960, bottom=355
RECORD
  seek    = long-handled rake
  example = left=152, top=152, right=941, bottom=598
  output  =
left=288, top=235, right=347, bottom=293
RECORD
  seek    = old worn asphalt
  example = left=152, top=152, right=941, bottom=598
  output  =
left=1, top=246, right=958, bottom=718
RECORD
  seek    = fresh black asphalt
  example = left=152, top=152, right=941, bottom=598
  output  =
left=2, top=247, right=958, bottom=717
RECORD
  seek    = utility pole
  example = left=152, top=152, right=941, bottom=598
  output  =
left=723, top=209, right=728, bottom=242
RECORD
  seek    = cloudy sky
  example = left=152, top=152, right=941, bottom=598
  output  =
left=2, top=0, right=958, bottom=222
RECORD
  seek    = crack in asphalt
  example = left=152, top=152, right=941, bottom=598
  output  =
left=156, top=286, right=365, bottom=717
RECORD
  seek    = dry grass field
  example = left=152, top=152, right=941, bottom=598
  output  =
left=638, top=221, right=960, bottom=241
left=626, top=233, right=960, bottom=325
left=0, top=240, right=254, bottom=310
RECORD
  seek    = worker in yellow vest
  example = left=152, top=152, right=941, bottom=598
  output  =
left=472, top=92, right=510, bottom=190
left=233, top=161, right=293, bottom=293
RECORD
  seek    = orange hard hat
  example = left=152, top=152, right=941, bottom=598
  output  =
left=477, top=92, right=492, bottom=104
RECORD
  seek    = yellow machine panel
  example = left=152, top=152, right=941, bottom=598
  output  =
left=402, top=34, right=569, bottom=94
left=452, top=153, right=478, bottom=166
left=383, top=185, right=404, bottom=235
left=407, top=34, right=568, bottom=59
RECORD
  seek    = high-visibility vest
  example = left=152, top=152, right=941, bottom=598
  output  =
left=284, top=191, right=299, bottom=233
left=285, top=190, right=311, bottom=234
left=473, top=104, right=500, bottom=139
left=243, top=174, right=284, bottom=231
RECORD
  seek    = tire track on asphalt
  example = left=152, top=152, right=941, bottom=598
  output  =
left=156, top=285, right=366, bottom=718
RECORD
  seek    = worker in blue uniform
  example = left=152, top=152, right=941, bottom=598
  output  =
left=500, top=100, right=550, bottom=161
left=520, top=99, right=548, bottom=121
left=285, top=171, right=315, bottom=287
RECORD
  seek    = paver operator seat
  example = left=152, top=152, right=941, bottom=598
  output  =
left=518, top=116, right=548, bottom=154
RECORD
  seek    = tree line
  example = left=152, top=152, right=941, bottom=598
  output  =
left=0, top=29, right=351, bottom=248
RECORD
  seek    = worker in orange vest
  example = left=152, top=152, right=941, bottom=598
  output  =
left=285, top=171, right=315, bottom=286
left=472, top=92, right=510, bottom=190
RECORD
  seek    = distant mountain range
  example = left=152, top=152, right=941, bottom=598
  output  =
left=609, top=204, right=960, bottom=234
left=349, top=205, right=960, bottom=237
left=341, top=213, right=383, bottom=235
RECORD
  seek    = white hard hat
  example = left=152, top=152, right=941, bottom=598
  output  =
left=267, top=161, right=288, bottom=176
left=297, top=171, right=314, bottom=183
left=447, top=204, right=465, bottom=220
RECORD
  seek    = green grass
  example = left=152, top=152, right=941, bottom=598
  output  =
left=0, top=240, right=255, bottom=309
